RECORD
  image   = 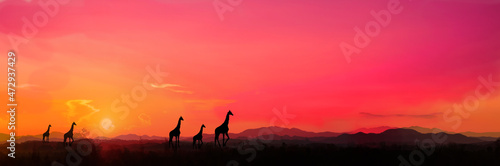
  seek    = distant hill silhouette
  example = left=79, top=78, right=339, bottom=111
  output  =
left=403, top=126, right=444, bottom=133
left=5, top=132, right=88, bottom=143
left=211, top=128, right=486, bottom=145
left=3, top=126, right=499, bottom=143
left=234, top=126, right=342, bottom=138
left=404, top=126, right=500, bottom=139
left=114, top=134, right=165, bottom=140
left=321, top=128, right=485, bottom=144
left=349, top=126, right=396, bottom=134
left=0, top=133, right=9, bottom=142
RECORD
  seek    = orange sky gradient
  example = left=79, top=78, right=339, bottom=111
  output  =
left=0, top=0, right=500, bottom=138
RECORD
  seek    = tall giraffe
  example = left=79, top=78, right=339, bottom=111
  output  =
left=169, top=116, right=184, bottom=148
left=215, top=110, right=233, bottom=147
left=192, top=124, right=206, bottom=149
left=42, top=124, right=51, bottom=143
left=64, top=122, right=76, bottom=146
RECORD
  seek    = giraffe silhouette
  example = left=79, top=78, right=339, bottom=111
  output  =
left=64, top=122, right=76, bottom=146
left=193, top=124, right=206, bottom=149
left=42, top=124, right=51, bottom=143
left=215, top=110, right=233, bottom=147
left=169, top=116, right=183, bottom=148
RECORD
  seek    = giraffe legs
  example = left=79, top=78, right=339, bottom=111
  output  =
left=169, top=136, right=180, bottom=149
left=222, top=134, right=225, bottom=147
left=224, top=133, right=230, bottom=146
left=193, top=140, right=203, bottom=149
left=176, top=136, right=180, bottom=148
left=215, top=133, right=221, bottom=147
left=63, top=136, right=74, bottom=146
left=168, top=136, right=173, bottom=148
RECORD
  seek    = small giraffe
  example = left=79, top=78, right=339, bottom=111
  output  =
left=64, top=122, right=76, bottom=146
left=193, top=124, right=206, bottom=149
left=215, top=110, right=233, bottom=147
left=169, top=116, right=183, bottom=148
left=43, top=124, right=51, bottom=143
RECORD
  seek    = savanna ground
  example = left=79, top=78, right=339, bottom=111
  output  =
left=1, top=139, right=500, bottom=166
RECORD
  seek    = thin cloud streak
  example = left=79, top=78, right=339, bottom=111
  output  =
left=151, top=83, right=193, bottom=94
left=360, top=112, right=442, bottom=119
left=150, top=83, right=182, bottom=88
left=65, top=100, right=100, bottom=123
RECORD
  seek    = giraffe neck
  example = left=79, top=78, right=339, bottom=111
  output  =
left=198, top=126, right=204, bottom=135
left=223, top=113, right=230, bottom=126
left=176, top=119, right=182, bottom=129
left=47, top=126, right=51, bottom=132
left=69, top=124, right=74, bottom=132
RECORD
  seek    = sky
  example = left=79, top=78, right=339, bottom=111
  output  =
left=0, top=0, right=499, bottom=137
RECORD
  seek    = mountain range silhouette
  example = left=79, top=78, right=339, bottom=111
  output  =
left=3, top=126, right=497, bottom=144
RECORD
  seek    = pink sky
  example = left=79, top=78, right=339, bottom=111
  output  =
left=0, top=0, right=499, bottom=137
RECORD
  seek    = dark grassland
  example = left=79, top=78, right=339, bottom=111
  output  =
left=1, top=139, right=500, bottom=166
